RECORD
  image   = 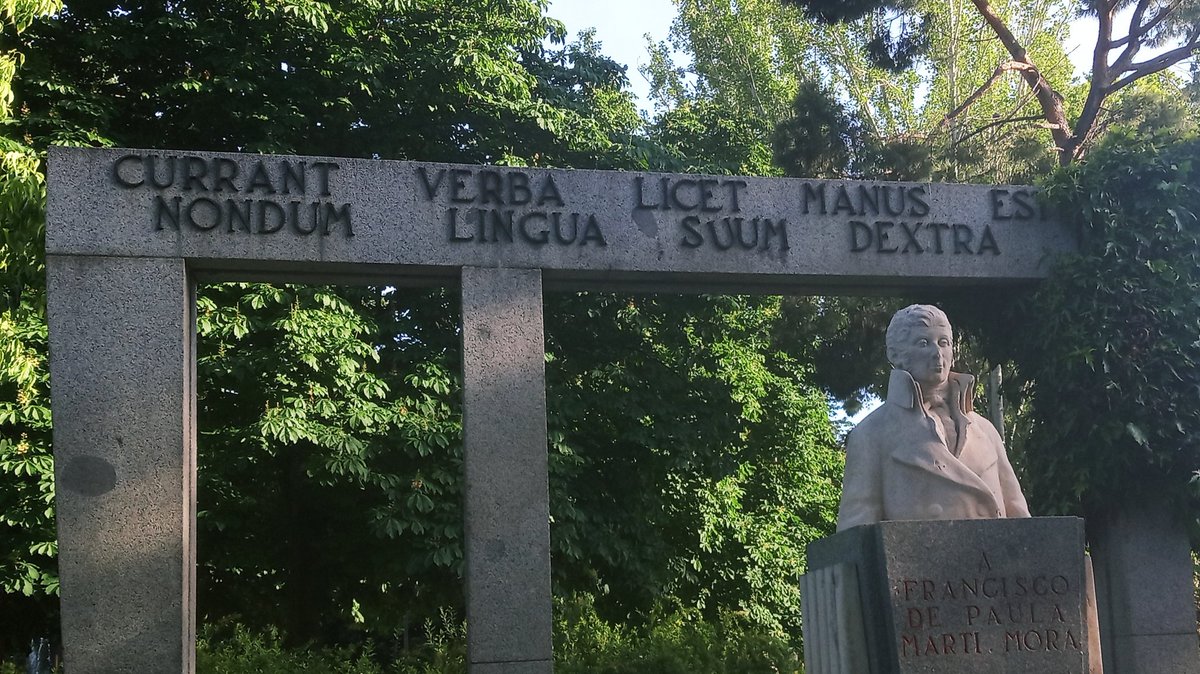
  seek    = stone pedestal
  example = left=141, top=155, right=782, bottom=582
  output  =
left=802, top=518, right=1095, bottom=674
left=1091, top=499, right=1200, bottom=674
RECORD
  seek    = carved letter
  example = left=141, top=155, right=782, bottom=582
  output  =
left=226, top=199, right=251, bottom=233
left=247, top=161, right=276, bottom=194
left=536, top=174, right=564, bottom=207
left=580, top=215, right=606, bottom=246
left=258, top=200, right=285, bottom=233
left=183, top=157, right=209, bottom=192
left=990, top=188, right=1011, bottom=220
left=311, top=161, right=338, bottom=197
left=900, top=221, right=924, bottom=253
left=850, top=221, right=872, bottom=252
left=153, top=195, right=181, bottom=230
left=508, top=172, right=531, bottom=205
left=952, top=224, right=975, bottom=254
left=417, top=167, right=446, bottom=200
left=213, top=159, right=239, bottom=193
left=448, top=208, right=473, bottom=242
left=680, top=216, right=703, bottom=248
left=635, top=176, right=659, bottom=209
left=185, top=197, right=221, bottom=230
left=977, top=225, right=1000, bottom=255
left=479, top=170, right=503, bottom=204
left=281, top=161, right=305, bottom=195
left=801, top=183, right=826, bottom=215
left=908, top=186, right=930, bottom=217
left=762, top=218, right=789, bottom=251
left=875, top=221, right=899, bottom=253
left=113, top=154, right=144, bottom=188
left=449, top=169, right=473, bottom=203
left=322, top=203, right=352, bottom=236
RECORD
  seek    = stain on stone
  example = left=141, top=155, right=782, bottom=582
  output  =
left=485, top=538, right=507, bottom=560
left=632, top=208, right=657, bottom=238
left=61, top=455, right=117, bottom=497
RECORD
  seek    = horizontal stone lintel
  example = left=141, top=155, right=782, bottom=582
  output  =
left=48, top=147, right=1078, bottom=292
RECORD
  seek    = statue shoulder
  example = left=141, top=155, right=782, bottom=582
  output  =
left=966, top=411, right=1004, bottom=443
left=847, top=402, right=895, bottom=440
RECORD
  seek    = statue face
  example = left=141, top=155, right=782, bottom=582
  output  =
left=894, top=321, right=953, bottom=388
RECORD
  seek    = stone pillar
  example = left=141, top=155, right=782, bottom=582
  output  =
left=460, top=267, right=553, bottom=673
left=1091, top=498, right=1200, bottom=674
left=46, top=255, right=195, bottom=673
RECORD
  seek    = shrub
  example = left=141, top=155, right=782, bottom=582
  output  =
left=193, top=595, right=800, bottom=674
left=554, top=593, right=800, bottom=674
left=197, top=623, right=382, bottom=674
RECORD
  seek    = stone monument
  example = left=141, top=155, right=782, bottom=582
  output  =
left=802, top=305, right=1101, bottom=673
left=46, top=147, right=1198, bottom=673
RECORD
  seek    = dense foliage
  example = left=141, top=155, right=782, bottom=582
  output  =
left=979, top=131, right=1200, bottom=519
left=3, top=0, right=1199, bottom=665
left=194, top=595, right=801, bottom=674
left=0, top=0, right=845, bottom=657
left=545, top=293, right=841, bottom=636
left=783, top=0, right=1200, bottom=165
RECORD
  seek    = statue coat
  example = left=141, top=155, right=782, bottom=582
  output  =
left=837, top=369, right=1030, bottom=531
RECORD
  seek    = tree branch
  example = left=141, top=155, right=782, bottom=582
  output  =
left=951, top=114, right=1047, bottom=149
left=1110, top=34, right=1200, bottom=92
left=1128, top=0, right=1155, bottom=39
left=1092, top=0, right=1115, bottom=83
left=1072, top=1, right=1117, bottom=163
left=939, top=61, right=1032, bottom=126
left=1111, top=0, right=1179, bottom=49
left=1111, top=0, right=1182, bottom=71
left=969, top=0, right=1072, bottom=162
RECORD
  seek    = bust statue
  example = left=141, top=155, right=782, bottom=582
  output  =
left=836, top=304, right=1030, bottom=531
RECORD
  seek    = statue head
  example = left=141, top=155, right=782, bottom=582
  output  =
left=886, top=304, right=953, bottom=387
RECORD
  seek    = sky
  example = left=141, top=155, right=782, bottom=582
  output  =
left=546, top=0, right=677, bottom=110
left=546, top=0, right=1158, bottom=112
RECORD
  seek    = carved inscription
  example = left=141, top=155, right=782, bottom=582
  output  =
left=113, top=154, right=353, bottom=236
left=417, top=168, right=606, bottom=247
left=634, top=176, right=789, bottom=253
left=893, top=551, right=1083, bottom=661
left=796, top=182, right=1045, bottom=256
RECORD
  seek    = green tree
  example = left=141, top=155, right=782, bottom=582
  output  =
left=785, top=0, right=1200, bottom=165
left=545, top=293, right=842, bottom=638
left=2, top=0, right=849, bottom=654
left=0, top=0, right=62, bottom=652
left=955, top=130, right=1200, bottom=520
left=0, top=0, right=650, bottom=647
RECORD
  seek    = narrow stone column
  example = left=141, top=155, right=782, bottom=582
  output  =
left=460, top=267, right=553, bottom=673
left=1091, top=498, right=1200, bottom=674
left=46, top=255, right=196, bottom=673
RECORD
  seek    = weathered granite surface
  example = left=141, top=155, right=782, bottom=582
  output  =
left=1092, top=500, right=1200, bottom=674
left=47, top=255, right=195, bottom=673
left=47, top=147, right=1076, bottom=293
left=805, top=518, right=1092, bottom=674
left=461, top=267, right=552, bottom=673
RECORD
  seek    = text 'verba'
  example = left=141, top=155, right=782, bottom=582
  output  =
left=417, top=167, right=606, bottom=247
left=113, top=154, right=353, bottom=237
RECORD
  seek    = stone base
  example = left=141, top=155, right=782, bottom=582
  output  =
left=802, top=518, right=1094, bottom=674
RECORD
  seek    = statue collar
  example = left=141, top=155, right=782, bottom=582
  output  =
left=886, top=369, right=975, bottom=415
